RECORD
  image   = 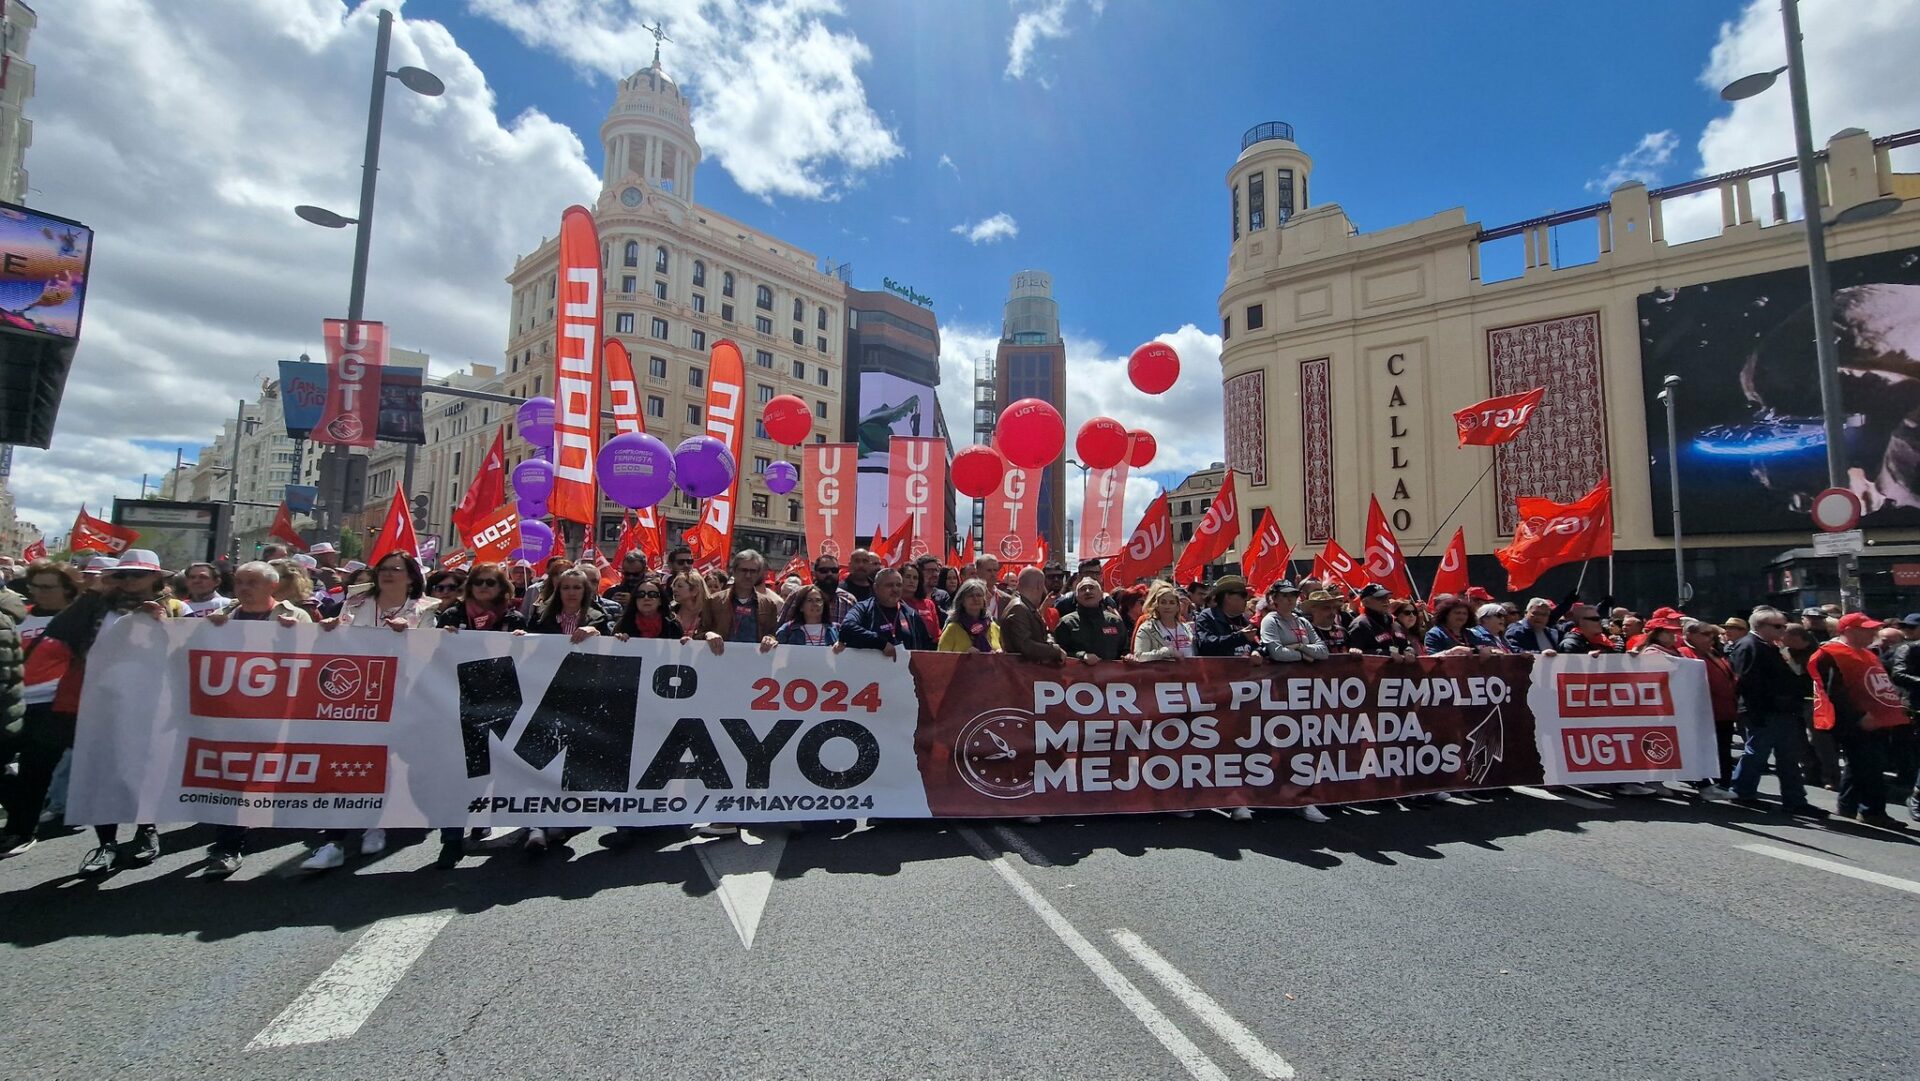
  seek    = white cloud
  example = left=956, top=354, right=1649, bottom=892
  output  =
left=469, top=0, right=902, bottom=201
left=951, top=212, right=1020, bottom=244
left=10, top=1, right=599, bottom=529
left=937, top=152, right=959, bottom=177
left=1005, top=0, right=1102, bottom=82
left=1664, top=0, right=1920, bottom=242
left=1586, top=129, right=1676, bottom=193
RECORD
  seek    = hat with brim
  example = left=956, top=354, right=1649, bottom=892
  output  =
left=1210, top=575, right=1248, bottom=595
left=1356, top=583, right=1392, bottom=601
left=1645, top=615, right=1684, bottom=632
left=1305, top=590, right=1339, bottom=605
left=113, top=550, right=164, bottom=573
left=1837, top=612, right=1883, bottom=632
left=309, top=542, right=337, bottom=555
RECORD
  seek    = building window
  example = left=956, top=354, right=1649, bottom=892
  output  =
left=756, top=284, right=773, bottom=311
left=653, top=280, right=668, bottom=301
left=654, top=246, right=669, bottom=274
left=691, top=294, right=705, bottom=313
left=646, top=395, right=665, bottom=419
left=615, top=312, right=635, bottom=334
left=1245, top=304, right=1264, bottom=331
left=687, top=404, right=702, bottom=424
left=1276, top=169, right=1295, bottom=222
left=816, top=306, right=828, bottom=331
left=722, top=271, right=735, bottom=298
left=1180, top=521, right=1195, bottom=542
left=1231, top=183, right=1240, bottom=241
left=816, top=368, right=829, bottom=388
left=791, top=328, right=804, bottom=346
left=533, top=375, right=543, bottom=394
left=755, top=350, right=773, bottom=369
left=621, top=275, right=636, bottom=293
left=755, top=420, right=768, bottom=439
left=649, top=355, right=668, bottom=379
left=751, top=494, right=769, bottom=518
left=788, top=499, right=801, bottom=524
left=689, top=366, right=705, bottom=388
left=623, top=241, right=639, bottom=267
left=651, top=317, right=669, bottom=340
left=1248, top=172, right=1265, bottom=231
left=753, top=455, right=772, bottom=473
left=690, top=329, right=707, bottom=351
left=692, top=260, right=706, bottom=287
left=757, top=385, right=774, bottom=404
left=814, top=400, right=827, bottom=418
left=793, top=297, right=805, bottom=321
left=1222, top=315, right=1231, bottom=340
left=756, top=316, right=773, bottom=335
left=792, top=359, right=806, bottom=380
left=816, top=336, right=828, bottom=354
left=1179, top=500, right=1191, bottom=516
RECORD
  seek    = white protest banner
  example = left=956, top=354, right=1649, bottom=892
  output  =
left=1526, top=652, right=1718, bottom=784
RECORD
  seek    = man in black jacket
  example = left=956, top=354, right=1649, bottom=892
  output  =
left=838, top=568, right=934, bottom=657
left=1728, top=606, right=1827, bottom=817
left=1883, top=612, right=1920, bottom=821
left=1346, top=584, right=1413, bottom=658
left=1193, top=576, right=1261, bottom=658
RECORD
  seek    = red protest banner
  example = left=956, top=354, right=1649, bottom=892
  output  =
left=368, top=488, right=420, bottom=563
left=314, top=319, right=386, bottom=447
left=70, top=506, right=138, bottom=555
left=981, top=453, right=1040, bottom=565
left=1454, top=387, right=1545, bottom=447
left=603, top=338, right=666, bottom=563
left=1078, top=459, right=1131, bottom=560
left=886, top=436, right=946, bottom=563
left=551, top=205, right=603, bottom=525
left=1311, top=537, right=1368, bottom=594
left=802, top=443, right=856, bottom=563
left=1497, top=477, right=1613, bottom=591
left=693, top=339, right=747, bottom=568
left=269, top=504, right=309, bottom=553
left=1173, top=472, right=1238, bottom=585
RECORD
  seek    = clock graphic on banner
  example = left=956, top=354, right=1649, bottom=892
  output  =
left=620, top=186, right=644, bottom=208
left=953, top=708, right=1038, bottom=799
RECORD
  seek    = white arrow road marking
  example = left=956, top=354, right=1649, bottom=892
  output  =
left=694, top=827, right=788, bottom=949
left=1736, top=842, right=1920, bottom=896
left=247, top=912, right=454, bottom=1049
left=959, top=828, right=1229, bottom=1081
left=1110, top=929, right=1296, bottom=1079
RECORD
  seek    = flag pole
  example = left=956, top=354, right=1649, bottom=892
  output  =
left=1409, top=457, right=1497, bottom=562
left=1575, top=556, right=1592, bottom=595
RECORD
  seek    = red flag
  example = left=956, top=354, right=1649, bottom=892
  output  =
left=870, top=514, right=913, bottom=568
left=1497, top=478, right=1613, bottom=591
left=1362, top=496, right=1415, bottom=597
left=22, top=539, right=46, bottom=563
left=69, top=506, right=138, bottom=555
left=694, top=339, right=748, bottom=568
left=369, top=488, right=420, bottom=563
left=959, top=530, right=975, bottom=568
left=1172, top=472, right=1239, bottom=586
left=440, top=549, right=474, bottom=572
left=269, top=504, right=309, bottom=552
left=603, top=511, right=640, bottom=590
left=1311, top=538, right=1368, bottom=594
left=779, top=554, right=810, bottom=583
left=981, top=444, right=1040, bottom=565
left=802, top=443, right=856, bottom=564
left=603, top=338, right=667, bottom=564
left=1454, top=387, right=1546, bottom=447
left=1430, top=527, right=1469, bottom=598
left=886, top=436, right=946, bottom=562
left=1241, top=508, right=1293, bottom=595
left=551, top=205, right=603, bottom=525
left=314, top=319, right=386, bottom=447
left=684, top=520, right=725, bottom=571
left=464, top=503, right=521, bottom=565
left=452, top=429, right=506, bottom=545
left=1030, top=535, right=1050, bottom=571
left=1103, top=492, right=1172, bottom=590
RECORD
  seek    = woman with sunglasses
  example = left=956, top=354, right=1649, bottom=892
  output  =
left=521, top=567, right=614, bottom=854
left=429, top=563, right=523, bottom=867
left=613, top=578, right=682, bottom=641
left=425, top=570, right=463, bottom=606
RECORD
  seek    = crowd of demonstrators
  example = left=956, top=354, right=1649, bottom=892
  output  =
left=6, top=539, right=1920, bottom=880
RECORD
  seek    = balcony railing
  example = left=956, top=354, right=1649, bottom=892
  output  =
left=1241, top=122, right=1295, bottom=151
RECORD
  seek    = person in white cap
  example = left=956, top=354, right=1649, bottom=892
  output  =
left=80, top=554, right=119, bottom=585
left=308, top=542, right=340, bottom=570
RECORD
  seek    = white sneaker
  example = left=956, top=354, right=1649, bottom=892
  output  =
left=524, top=828, right=547, bottom=850
left=360, top=828, right=387, bottom=855
left=1612, top=782, right=1657, bottom=797
left=1697, top=783, right=1734, bottom=802
left=1297, top=805, right=1330, bottom=823
left=299, top=843, right=346, bottom=871
left=1228, top=807, right=1254, bottom=821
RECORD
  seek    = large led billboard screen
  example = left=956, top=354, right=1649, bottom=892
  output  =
left=854, top=369, right=936, bottom=538
left=1640, top=244, right=1920, bottom=535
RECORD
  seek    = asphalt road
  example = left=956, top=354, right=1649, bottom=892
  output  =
left=3, top=776, right=1917, bottom=1081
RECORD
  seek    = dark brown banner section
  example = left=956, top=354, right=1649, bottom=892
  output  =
left=912, top=654, right=1544, bottom=815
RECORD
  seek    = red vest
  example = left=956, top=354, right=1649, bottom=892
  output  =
left=1810, top=641, right=1908, bottom=732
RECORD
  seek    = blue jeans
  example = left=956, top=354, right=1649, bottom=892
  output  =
left=1731, top=711, right=1808, bottom=807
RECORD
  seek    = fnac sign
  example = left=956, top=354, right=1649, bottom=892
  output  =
left=188, top=650, right=396, bottom=722
left=180, top=737, right=387, bottom=794
left=1556, top=671, right=1672, bottom=718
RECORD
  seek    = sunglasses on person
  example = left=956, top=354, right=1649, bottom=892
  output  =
left=633, top=590, right=663, bottom=599
left=470, top=579, right=505, bottom=588
left=1757, top=619, right=1787, bottom=629
left=1578, top=615, right=1602, bottom=623
left=430, top=582, right=460, bottom=593
left=672, top=558, right=694, bottom=568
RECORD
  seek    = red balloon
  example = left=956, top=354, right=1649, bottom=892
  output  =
left=997, top=398, right=1065, bottom=469
left=1128, top=342, right=1180, bottom=394
left=1075, top=417, right=1130, bottom=470
left=762, top=394, right=813, bottom=446
left=951, top=445, right=1005, bottom=499
left=1128, top=430, right=1157, bottom=468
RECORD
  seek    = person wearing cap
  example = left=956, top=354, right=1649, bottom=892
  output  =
left=1193, top=576, right=1262, bottom=658
left=1631, top=613, right=1685, bottom=657
left=1346, top=584, right=1414, bottom=658
left=1809, top=613, right=1910, bottom=828
left=1302, top=589, right=1347, bottom=651
left=81, top=554, right=119, bottom=584
left=307, top=541, right=340, bottom=569
left=1881, top=612, right=1920, bottom=822
left=1801, top=607, right=1833, bottom=644
left=1728, top=606, right=1828, bottom=818
left=38, top=550, right=176, bottom=874
left=1468, top=603, right=1517, bottom=653
left=1052, top=573, right=1127, bottom=664
left=1259, top=581, right=1326, bottom=664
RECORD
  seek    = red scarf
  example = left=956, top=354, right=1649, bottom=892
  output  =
left=632, top=611, right=665, bottom=638
left=465, top=600, right=505, bottom=631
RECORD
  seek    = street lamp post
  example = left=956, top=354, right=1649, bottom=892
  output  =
left=295, top=8, right=442, bottom=543
left=1657, top=375, right=1685, bottom=606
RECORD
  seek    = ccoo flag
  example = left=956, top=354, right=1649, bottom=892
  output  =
left=551, top=205, right=603, bottom=525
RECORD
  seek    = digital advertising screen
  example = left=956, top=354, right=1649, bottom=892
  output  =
left=854, top=370, right=935, bottom=537
left=1640, top=244, right=1920, bottom=535
left=0, top=201, right=92, bottom=340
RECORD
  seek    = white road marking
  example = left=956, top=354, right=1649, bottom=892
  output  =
left=1736, top=842, right=1920, bottom=897
left=992, top=824, right=1053, bottom=867
left=1110, top=929, right=1297, bottom=1080
left=694, top=828, right=788, bottom=950
left=246, top=913, right=454, bottom=1049
left=958, top=828, right=1229, bottom=1081
left=1512, top=785, right=1610, bottom=811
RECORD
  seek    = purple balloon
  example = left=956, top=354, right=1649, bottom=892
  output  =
left=596, top=432, right=676, bottom=509
left=511, top=518, right=554, bottom=563
left=674, top=435, right=736, bottom=500
left=516, top=397, right=556, bottom=447
left=511, top=458, right=555, bottom=503
left=763, top=460, right=799, bottom=495
left=516, top=497, right=548, bottom=522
